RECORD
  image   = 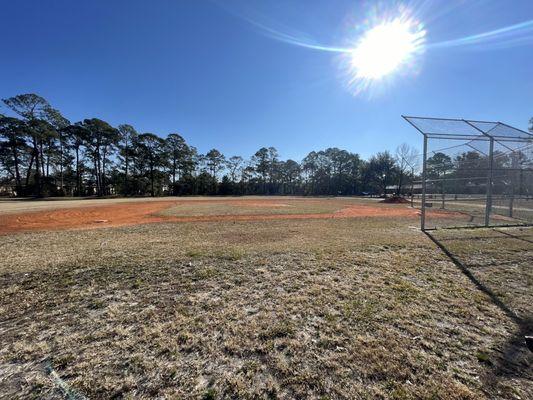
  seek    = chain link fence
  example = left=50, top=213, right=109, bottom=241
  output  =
left=403, top=116, right=533, bottom=230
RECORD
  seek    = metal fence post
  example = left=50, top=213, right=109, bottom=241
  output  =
left=421, top=135, right=428, bottom=230
left=410, top=166, right=414, bottom=208
left=509, top=152, right=518, bottom=218
left=484, top=138, right=494, bottom=227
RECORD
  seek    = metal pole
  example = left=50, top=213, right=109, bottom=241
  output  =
left=509, top=152, right=518, bottom=218
left=485, top=138, right=494, bottom=227
left=421, top=135, right=428, bottom=230
left=441, top=179, right=445, bottom=209
left=410, top=166, right=414, bottom=208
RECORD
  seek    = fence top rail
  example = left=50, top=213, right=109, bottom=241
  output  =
left=402, top=115, right=533, bottom=140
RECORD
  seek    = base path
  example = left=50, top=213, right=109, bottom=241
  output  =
left=0, top=199, right=419, bottom=235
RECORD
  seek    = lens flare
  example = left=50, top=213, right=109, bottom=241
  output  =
left=429, top=18, right=533, bottom=49
left=350, top=19, right=426, bottom=80
left=221, top=1, right=533, bottom=97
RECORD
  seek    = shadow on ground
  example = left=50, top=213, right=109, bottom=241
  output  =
left=425, top=227, right=532, bottom=393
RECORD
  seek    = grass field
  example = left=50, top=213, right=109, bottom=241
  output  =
left=0, top=197, right=531, bottom=399
left=412, top=195, right=533, bottom=229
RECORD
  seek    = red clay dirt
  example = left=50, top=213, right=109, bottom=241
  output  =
left=0, top=199, right=420, bottom=235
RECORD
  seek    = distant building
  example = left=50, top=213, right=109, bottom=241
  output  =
left=385, top=183, right=422, bottom=196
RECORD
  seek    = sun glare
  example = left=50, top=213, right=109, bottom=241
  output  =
left=350, top=18, right=426, bottom=80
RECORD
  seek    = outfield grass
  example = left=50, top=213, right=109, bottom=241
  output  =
left=156, top=198, right=344, bottom=217
left=0, top=197, right=531, bottom=399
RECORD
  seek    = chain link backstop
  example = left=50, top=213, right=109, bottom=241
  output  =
left=403, top=116, right=533, bottom=230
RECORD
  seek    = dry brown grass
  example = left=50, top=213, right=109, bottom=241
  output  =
left=0, top=196, right=173, bottom=215
left=156, top=198, right=343, bottom=217
left=0, top=196, right=353, bottom=216
left=0, top=197, right=531, bottom=399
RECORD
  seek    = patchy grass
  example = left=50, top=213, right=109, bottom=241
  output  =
left=0, top=197, right=531, bottom=399
left=429, top=226, right=533, bottom=319
left=156, top=198, right=345, bottom=217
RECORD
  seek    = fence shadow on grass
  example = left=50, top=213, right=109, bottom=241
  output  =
left=492, top=228, right=533, bottom=244
left=424, top=229, right=532, bottom=388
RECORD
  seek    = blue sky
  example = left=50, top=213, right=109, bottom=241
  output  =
left=1, top=0, right=532, bottom=160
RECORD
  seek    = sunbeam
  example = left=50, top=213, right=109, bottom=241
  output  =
left=429, top=18, right=533, bottom=49
left=239, top=17, right=351, bottom=53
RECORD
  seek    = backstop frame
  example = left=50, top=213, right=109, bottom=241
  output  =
left=402, top=115, right=533, bottom=231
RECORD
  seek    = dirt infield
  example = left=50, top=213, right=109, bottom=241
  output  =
left=0, top=198, right=419, bottom=235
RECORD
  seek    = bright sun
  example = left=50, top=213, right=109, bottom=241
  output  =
left=350, top=18, right=426, bottom=80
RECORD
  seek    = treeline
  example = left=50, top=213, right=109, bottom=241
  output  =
left=0, top=93, right=418, bottom=197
